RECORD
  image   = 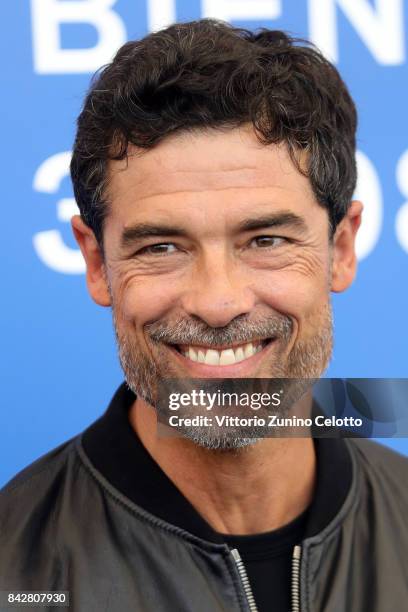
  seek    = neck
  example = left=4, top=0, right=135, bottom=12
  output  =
left=129, top=399, right=316, bottom=535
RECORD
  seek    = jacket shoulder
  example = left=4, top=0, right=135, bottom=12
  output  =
left=0, top=436, right=80, bottom=536
left=0, top=437, right=86, bottom=588
left=0, top=436, right=78, bottom=496
left=347, top=438, right=408, bottom=501
left=347, top=438, right=408, bottom=471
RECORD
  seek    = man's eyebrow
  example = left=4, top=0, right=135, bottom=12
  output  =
left=120, top=223, right=188, bottom=248
left=120, top=211, right=308, bottom=248
left=237, top=212, right=308, bottom=233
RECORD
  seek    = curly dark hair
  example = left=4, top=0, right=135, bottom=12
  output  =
left=70, top=18, right=357, bottom=250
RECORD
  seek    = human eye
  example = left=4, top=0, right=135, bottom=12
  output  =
left=135, top=242, right=179, bottom=256
left=248, top=235, right=288, bottom=249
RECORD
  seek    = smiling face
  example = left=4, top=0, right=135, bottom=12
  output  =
left=72, top=125, right=362, bottom=445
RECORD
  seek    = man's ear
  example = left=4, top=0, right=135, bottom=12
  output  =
left=330, top=200, right=363, bottom=293
left=71, top=215, right=111, bottom=307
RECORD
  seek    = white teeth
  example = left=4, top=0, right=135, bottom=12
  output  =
left=188, top=347, right=197, bottom=362
left=244, top=342, right=255, bottom=358
left=204, top=349, right=220, bottom=366
left=180, top=341, right=265, bottom=365
left=219, top=349, right=236, bottom=366
left=234, top=347, right=245, bottom=363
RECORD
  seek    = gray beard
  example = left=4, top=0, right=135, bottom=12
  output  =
left=112, top=304, right=333, bottom=451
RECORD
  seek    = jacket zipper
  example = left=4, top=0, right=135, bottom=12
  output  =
left=230, top=548, right=259, bottom=612
left=231, top=544, right=302, bottom=612
left=291, top=545, right=302, bottom=612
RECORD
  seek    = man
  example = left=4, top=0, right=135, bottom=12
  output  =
left=1, top=18, right=407, bottom=612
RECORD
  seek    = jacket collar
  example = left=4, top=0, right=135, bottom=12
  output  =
left=81, top=382, right=353, bottom=542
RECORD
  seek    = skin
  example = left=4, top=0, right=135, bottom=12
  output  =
left=72, top=125, right=362, bottom=534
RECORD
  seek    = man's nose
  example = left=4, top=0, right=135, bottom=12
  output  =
left=181, top=250, right=255, bottom=328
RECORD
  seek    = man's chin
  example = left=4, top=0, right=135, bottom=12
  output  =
left=172, top=427, right=261, bottom=452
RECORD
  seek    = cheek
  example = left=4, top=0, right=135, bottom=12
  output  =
left=253, top=266, right=330, bottom=320
left=114, top=275, right=182, bottom=326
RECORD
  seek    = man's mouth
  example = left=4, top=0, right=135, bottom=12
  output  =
left=171, top=338, right=273, bottom=366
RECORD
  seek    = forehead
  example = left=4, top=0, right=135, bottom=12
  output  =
left=105, top=125, right=321, bottom=231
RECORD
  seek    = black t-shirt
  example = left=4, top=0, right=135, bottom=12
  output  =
left=82, top=383, right=352, bottom=612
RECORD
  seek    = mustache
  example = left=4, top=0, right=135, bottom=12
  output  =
left=145, top=314, right=293, bottom=346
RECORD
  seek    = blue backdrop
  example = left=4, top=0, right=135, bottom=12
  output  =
left=1, top=0, right=407, bottom=487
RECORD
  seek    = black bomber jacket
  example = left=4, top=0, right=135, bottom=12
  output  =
left=1, top=382, right=408, bottom=611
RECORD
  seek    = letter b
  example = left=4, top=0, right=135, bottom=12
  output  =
left=31, top=0, right=127, bottom=74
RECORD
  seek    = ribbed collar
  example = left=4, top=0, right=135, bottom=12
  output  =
left=81, top=382, right=353, bottom=543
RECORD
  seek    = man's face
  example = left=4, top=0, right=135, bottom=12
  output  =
left=73, top=125, right=361, bottom=447
left=105, top=125, right=333, bottom=381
